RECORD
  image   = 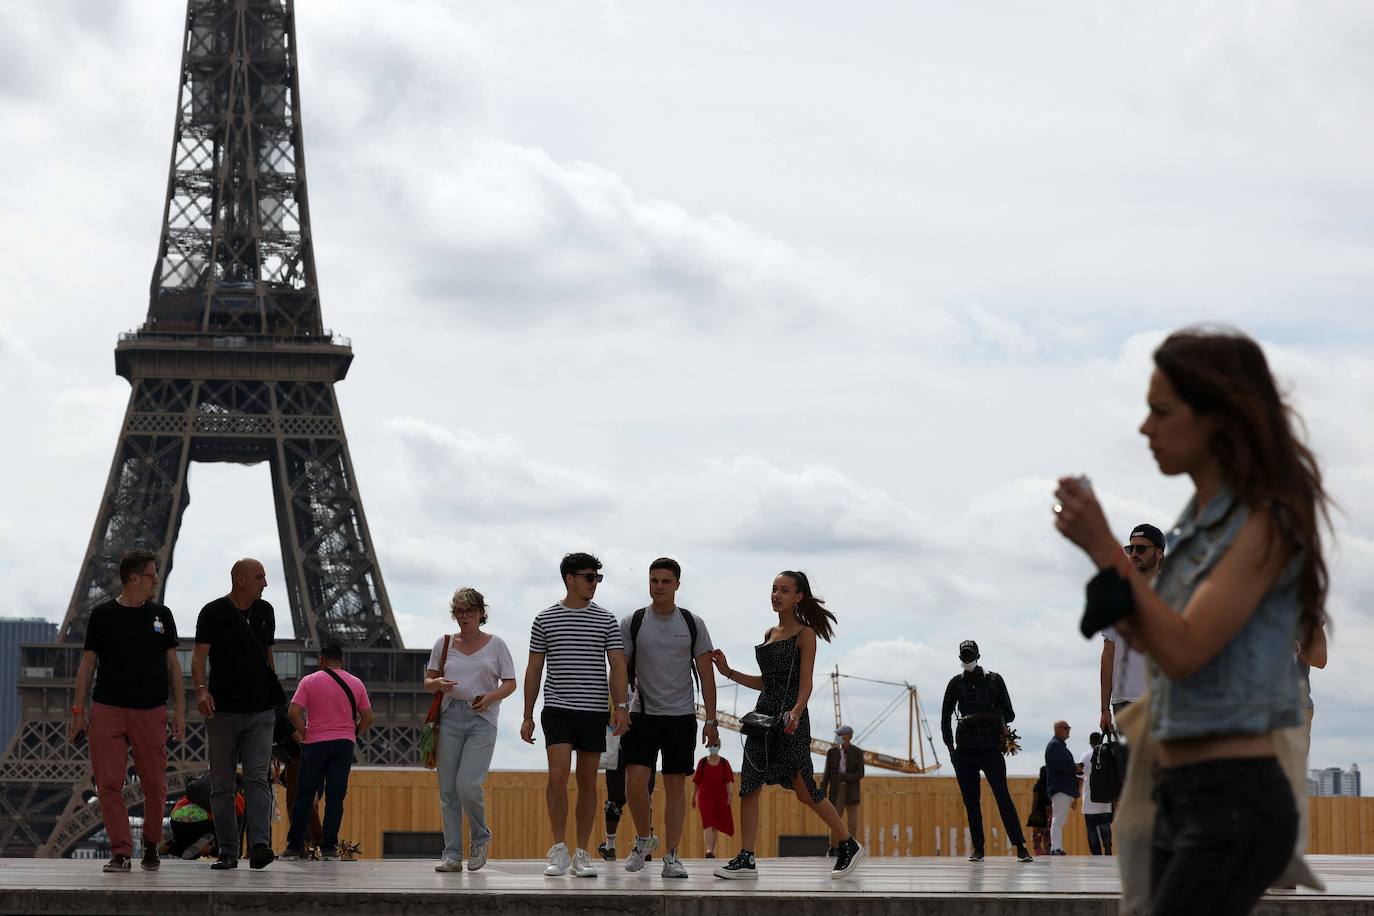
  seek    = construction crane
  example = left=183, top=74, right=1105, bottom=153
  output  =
left=695, top=666, right=941, bottom=774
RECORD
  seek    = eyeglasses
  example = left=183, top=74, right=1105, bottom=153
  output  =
left=453, top=606, right=481, bottom=615
left=1123, top=544, right=1156, bottom=556
left=574, top=573, right=604, bottom=584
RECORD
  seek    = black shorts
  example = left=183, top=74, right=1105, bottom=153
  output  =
left=620, top=713, right=697, bottom=775
left=540, top=706, right=607, bottom=753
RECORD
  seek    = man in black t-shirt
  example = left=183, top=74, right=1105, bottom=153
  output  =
left=70, top=549, right=184, bottom=873
left=192, top=558, right=283, bottom=870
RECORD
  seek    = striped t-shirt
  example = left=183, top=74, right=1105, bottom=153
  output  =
left=530, top=602, right=623, bottom=713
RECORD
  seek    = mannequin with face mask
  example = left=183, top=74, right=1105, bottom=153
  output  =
left=692, top=744, right=734, bottom=857
left=940, top=640, right=1033, bottom=863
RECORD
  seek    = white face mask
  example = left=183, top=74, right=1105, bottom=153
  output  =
left=961, top=659, right=978, bottom=672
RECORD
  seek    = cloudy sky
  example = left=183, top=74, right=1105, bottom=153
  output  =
left=2, top=1, right=1371, bottom=783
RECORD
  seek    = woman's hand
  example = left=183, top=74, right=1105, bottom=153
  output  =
left=710, top=649, right=730, bottom=677
left=520, top=717, right=535, bottom=744
left=1053, top=476, right=1120, bottom=569
left=783, top=705, right=803, bottom=735
left=470, top=694, right=488, bottom=712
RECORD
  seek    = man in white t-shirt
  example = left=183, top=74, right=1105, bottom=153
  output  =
left=1079, top=731, right=1114, bottom=855
left=1099, top=523, right=1162, bottom=732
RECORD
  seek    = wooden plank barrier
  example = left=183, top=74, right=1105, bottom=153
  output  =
left=270, top=770, right=1374, bottom=861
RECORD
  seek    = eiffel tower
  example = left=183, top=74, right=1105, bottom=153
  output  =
left=0, top=0, right=432, bottom=856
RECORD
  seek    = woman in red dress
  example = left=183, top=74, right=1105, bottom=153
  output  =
left=692, top=744, right=735, bottom=857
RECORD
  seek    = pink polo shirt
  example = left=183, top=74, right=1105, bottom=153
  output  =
left=290, top=668, right=371, bottom=744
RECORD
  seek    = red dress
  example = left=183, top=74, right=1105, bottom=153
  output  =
left=693, top=756, right=735, bottom=835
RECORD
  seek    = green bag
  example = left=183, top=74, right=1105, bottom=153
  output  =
left=420, top=635, right=449, bottom=769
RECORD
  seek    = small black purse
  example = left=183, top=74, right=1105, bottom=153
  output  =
left=739, top=710, right=776, bottom=738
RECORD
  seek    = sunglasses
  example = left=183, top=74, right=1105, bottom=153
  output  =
left=574, top=573, right=604, bottom=583
left=1123, top=544, right=1156, bottom=556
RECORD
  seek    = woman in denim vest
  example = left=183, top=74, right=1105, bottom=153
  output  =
left=1054, top=328, right=1330, bottom=915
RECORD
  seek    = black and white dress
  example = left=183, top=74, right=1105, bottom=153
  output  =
left=738, top=632, right=823, bottom=803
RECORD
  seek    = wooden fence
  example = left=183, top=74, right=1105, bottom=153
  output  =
left=269, top=769, right=1374, bottom=860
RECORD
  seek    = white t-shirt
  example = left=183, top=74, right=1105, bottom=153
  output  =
left=426, top=633, right=516, bottom=728
left=1103, top=627, right=1146, bottom=704
left=1079, top=748, right=1114, bottom=815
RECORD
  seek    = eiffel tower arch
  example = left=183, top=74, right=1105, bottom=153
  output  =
left=0, top=0, right=433, bottom=856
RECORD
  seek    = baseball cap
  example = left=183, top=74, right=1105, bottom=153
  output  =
left=1130, top=524, right=1165, bottom=551
left=958, top=639, right=979, bottom=661
left=835, top=725, right=854, bottom=737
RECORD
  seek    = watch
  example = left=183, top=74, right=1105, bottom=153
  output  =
left=705, top=719, right=719, bottom=727
left=614, top=702, right=629, bottom=710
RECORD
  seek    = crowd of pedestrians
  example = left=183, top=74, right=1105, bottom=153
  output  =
left=66, top=326, right=1331, bottom=914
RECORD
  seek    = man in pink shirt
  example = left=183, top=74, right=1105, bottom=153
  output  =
left=280, top=645, right=372, bottom=859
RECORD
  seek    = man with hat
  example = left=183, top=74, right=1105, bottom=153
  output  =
left=820, top=724, right=865, bottom=855
left=1099, top=524, right=1163, bottom=732
left=940, top=640, right=1033, bottom=863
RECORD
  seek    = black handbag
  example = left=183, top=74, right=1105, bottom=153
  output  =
left=1090, top=730, right=1127, bottom=803
left=739, top=710, right=777, bottom=738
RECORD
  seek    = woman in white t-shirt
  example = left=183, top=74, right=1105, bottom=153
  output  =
left=423, top=587, right=517, bottom=873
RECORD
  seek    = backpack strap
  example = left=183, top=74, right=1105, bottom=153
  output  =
left=629, top=608, right=647, bottom=713
left=322, top=668, right=359, bottom=728
left=681, top=608, right=702, bottom=696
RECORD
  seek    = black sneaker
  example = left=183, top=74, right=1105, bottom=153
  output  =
left=140, top=847, right=160, bottom=871
left=278, top=847, right=306, bottom=861
left=1050, top=849, right=1067, bottom=857
left=968, top=849, right=984, bottom=862
left=704, top=852, right=716, bottom=858
left=249, top=844, right=276, bottom=869
left=826, top=846, right=837, bottom=858
left=210, top=855, right=238, bottom=870
left=1017, top=846, right=1034, bottom=862
left=596, top=841, right=615, bottom=861
left=713, top=850, right=757, bottom=880
left=102, top=854, right=131, bottom=873
left=831, top=837, right=864, bottom=879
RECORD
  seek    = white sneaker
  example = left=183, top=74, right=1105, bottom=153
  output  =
left=661, top=851, right=688, bottom=878
left=624, top=835, right=659, bottom=873
left=544, top=842, right=571, bottom=876
left=434, top=856, right=462, bottom=873
left=467, top=843, right=488, bottom=872
left=570, top=847, right=598, bottom=877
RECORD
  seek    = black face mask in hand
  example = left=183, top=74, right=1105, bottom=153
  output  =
left=1081, top=567, right=1135, bottom=638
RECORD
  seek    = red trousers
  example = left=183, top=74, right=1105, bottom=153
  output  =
left=89, top=703, right=167, bottom=856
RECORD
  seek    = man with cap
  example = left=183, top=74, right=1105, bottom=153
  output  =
left=941, top=640, right=1033, bottom=863
left=1099, top=524, right=1163, bottom=732
left=820, top=724, right=865, bottom=855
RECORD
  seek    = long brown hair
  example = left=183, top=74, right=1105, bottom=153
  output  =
left=1153, top=328, right=1331, bottom=641
left=779, top=570, right=836, bottom=642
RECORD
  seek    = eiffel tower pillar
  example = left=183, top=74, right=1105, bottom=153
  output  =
left=0, top=0, right=432, bottom=857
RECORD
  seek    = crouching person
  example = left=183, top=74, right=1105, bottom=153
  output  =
left=281, top=645, right=372, bottom=859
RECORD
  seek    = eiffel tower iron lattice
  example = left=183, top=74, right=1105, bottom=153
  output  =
left=0, top=0, right=432, bottom=857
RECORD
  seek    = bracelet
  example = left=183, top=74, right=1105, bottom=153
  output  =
left=195, top=684, right=208, bottom=691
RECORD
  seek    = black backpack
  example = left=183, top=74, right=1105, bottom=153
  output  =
left=1089, top=731, right=1127, bottom=803
left=627, top=607, right=701, bottom=713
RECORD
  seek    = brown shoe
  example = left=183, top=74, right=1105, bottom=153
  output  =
left=141, top=847, right=160, bottom=871
left=102, top=854, right=132, bottom=873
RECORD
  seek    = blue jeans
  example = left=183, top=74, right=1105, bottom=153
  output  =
left=1085, top=812, right=1114, bottom=854
left=435, top=701, right=498, bottom=859
left=287, top=739, right=355, bottom=851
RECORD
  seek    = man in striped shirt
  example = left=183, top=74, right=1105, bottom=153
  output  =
left=521, top=552, right=630, bottom=878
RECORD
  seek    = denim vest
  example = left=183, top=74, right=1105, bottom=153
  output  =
left=1149, top=487, right=1304, bottom=741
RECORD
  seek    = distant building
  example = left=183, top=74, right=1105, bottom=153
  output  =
left=0, top=618, right=59, bottom=748
left=1308, top=764, right=1361, bottom=797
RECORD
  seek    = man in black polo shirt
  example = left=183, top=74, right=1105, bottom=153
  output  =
left=192, top=558, right=284, bottom=870
left=941, top=639, right=1033, bottom=863
left=70, top=549, right=184, bottom=873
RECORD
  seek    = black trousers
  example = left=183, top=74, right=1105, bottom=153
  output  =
left=1151, top=757, right=1296, bottom=916
left=952, top=746, right=1025, bottom=850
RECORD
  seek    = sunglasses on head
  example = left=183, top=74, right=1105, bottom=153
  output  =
left=574, top=572, right=604, bottom=583
left=1123, top=544, right=1156, bottom=556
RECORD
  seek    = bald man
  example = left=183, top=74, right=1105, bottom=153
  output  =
left=192, top=559, right=284, bottom=869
